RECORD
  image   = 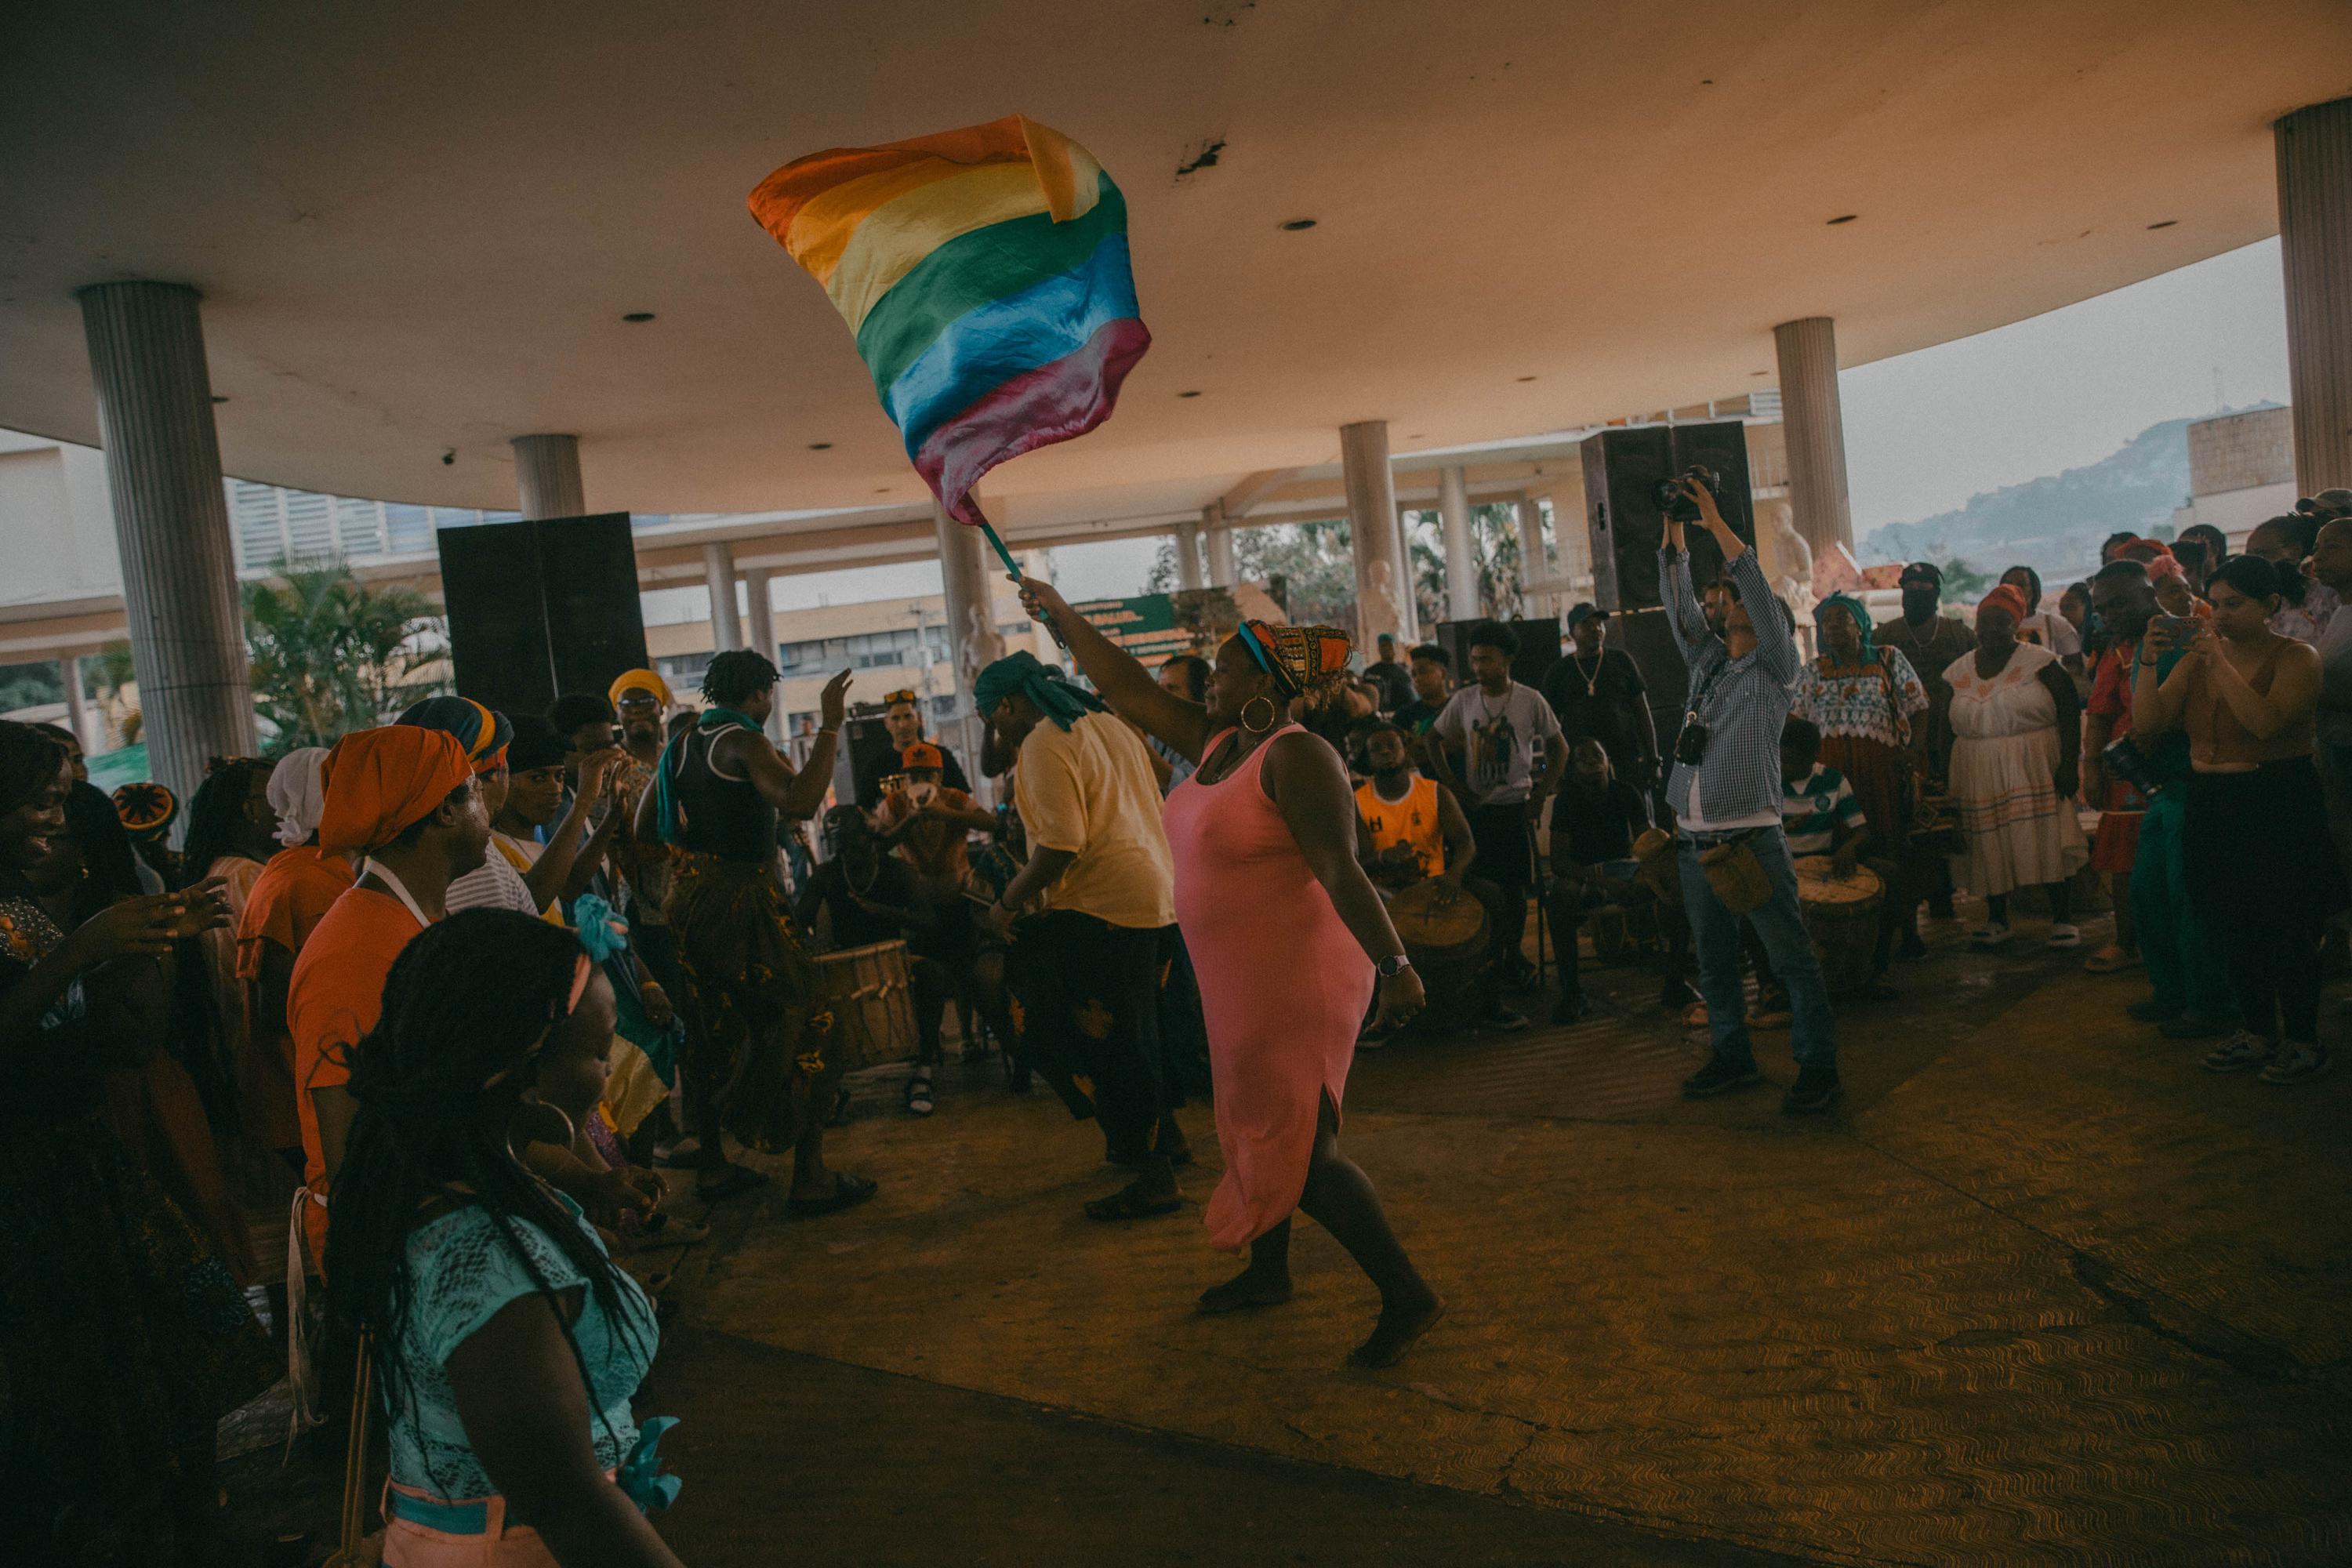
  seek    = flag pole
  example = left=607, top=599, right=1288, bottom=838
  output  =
left=974, top=513, right=1066, bottom=648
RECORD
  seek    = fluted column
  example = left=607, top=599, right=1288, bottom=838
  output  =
left=511, top=434, right=585, bottom=519
left=1439, top=465, right=1478, bottom=621
left=741, top=566, right=779, bottom=737
left=76, top=281, right=256, bottom=800
left=702, top=543, right=741, bottom=653
left=1203, top=502, right=1236, bottom=587
left=2278, top=97, right=2352, bottom=493
left=1340, top=420, right=1411, bottom=648
left=1173, top=516, right=1204, bottom=591
left=935, top=507, right=1007, bottom=786
left=1773, top=316, right=1855, bottom=558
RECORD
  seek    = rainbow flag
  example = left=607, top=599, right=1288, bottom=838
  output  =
left=749, top=115, right=1150, bottom=527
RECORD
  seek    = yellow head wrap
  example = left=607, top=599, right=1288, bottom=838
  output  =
left=608, top=668, right=672, bottom=708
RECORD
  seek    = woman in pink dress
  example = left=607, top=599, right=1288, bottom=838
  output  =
left=1018, top=578, right=1443, bottom=1367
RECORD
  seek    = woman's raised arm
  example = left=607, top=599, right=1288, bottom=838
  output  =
left=1017, top=578, right=1214, bottom=762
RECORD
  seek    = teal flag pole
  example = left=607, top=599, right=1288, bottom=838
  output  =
left=976, top=514, right=1065, bottom=648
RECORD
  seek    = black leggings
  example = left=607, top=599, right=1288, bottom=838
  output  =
left=1007, top=912, right=1171, bottom=1160
left=2184, top=760, right=2340, bottom=1044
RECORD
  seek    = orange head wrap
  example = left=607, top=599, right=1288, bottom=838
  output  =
left=317, top=726, right=474, bottom=855
left=1976, top=583, right=2031, bottom=627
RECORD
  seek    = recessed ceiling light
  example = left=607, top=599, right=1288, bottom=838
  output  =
left=2147, top=219, right=2177, bottom=230
left=1826, top=214, right=1857, bottom=225
left=808, top=441, right=833, bottom=449
left=1177, top=390, right=1202, bottom=398
left=622, top=311, right=655, bottom=322
left=210, top=394, right=228, bottom=404
left=873, top=486, right=892, bottom=494
left=1279, top=218, right=1317, bottom=231
left=1751, top=369, right=1769, bottom=376
left=1515, top=376, right=1537, bottom=383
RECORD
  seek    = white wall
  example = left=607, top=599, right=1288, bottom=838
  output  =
left=0, top=433, right=120, bottom=608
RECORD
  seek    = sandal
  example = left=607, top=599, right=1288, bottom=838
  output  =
left=786, top=1171, right=878, bottom=1218
left=2082, top=943, right=2136, bottom=973
left=904, top=1072, right=935, bottom=1117
left=1680, top=1000, right=1711, bottom=1029
left=695, top=1164, right=770, bottom=1203
left=1083, top=1182, right=1182, bottom=1221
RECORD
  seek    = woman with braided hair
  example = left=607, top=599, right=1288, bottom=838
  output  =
left=326, top=909, right=682, bottom=1567
left=1014, top=580, right=1443, bottom=1369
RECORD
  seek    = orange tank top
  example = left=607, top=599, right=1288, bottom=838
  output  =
left=2187, top=638, right=2314, bottom=768
left=1356, top=775, right=1446, bottom=878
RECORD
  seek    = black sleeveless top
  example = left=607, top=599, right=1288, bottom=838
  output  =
left=669, top=723, right=777, bottom=863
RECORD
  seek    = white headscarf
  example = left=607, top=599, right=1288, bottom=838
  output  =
left=267, top=746, right=332, bottom=848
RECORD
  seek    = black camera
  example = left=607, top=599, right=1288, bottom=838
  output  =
left=1653, top=466, right=1724, bottom=524
left=1672, top=715, right=1710, bottom=767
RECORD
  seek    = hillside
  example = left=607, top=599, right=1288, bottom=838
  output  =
left=1855, top=410, right=2269, bottom=581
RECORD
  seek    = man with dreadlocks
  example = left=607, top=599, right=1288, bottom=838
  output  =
left=635, top=649, right=869, bottom=1211
left=327, top=910, right=683, bottom=1566
left=976, top=648, right=1189, bottom=1223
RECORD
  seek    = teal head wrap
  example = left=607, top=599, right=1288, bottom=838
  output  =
left=1813, top=592, right=1877, bottom=665
left=973, top=651, right=1108, bottom=732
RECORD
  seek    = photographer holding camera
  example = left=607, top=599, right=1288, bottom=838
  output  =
left=1657, top=474, right=1841, bottom=1113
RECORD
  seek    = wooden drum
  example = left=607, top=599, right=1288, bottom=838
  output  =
left=814, top=939, right=918, bottom=1070
left=1388, top=880, right=1489, bottom=1029
left=1792, top=857, right=1883, bottom=995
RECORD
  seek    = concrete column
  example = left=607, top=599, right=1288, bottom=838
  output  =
left=76, top=281, right=256, bottom=800
left=702, top=542, right=741, bottom=653
left=2278, top=97, right=2352, bottom=493
left=741, top=566, right=780, bottom=738
left=1439, top=465, right=1478, bottom=621
left=1174, top=516, right=1204, bottom=592
left=1203, top=502, right=1236, bottom=588
left=1773, top=317, right=1855, bottom=557
left=935, top=506, right=1007, bottom=788
left=58, top=654, right=93, bottom=753
left=511, top=434, right=585, bottom=519
left=1339, top=420, right=1411, bottom=648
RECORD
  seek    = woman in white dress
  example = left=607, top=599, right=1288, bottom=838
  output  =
left=1944, top=583, right=2088, bottom=949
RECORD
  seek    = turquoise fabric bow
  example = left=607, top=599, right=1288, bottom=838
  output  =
left=617, top=1416, right=681, bottom=1513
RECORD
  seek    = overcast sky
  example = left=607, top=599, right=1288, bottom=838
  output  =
left=738, top=238, right=2292, bottom=618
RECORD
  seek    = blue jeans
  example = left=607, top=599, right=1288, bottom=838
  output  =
left=1678, top=829, right=1838, bottom=1071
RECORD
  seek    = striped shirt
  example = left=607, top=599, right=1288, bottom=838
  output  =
left=1662, top=546, right=1801, bottom=831
left=1780, top=764, right=1865, bottom=855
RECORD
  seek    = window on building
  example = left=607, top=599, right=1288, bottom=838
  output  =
left=383, top=504, right=434, bottom=553
left=656, top=652, right=713, bottom=689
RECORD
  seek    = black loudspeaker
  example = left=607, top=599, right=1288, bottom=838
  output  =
left=437, top=514, right=650, bottom=724
left=1433, top=616, right=1560, bottom=691
left=1579, top=422, right=1756, bottom=612
left=837, top=713, right=900, bottom=808
left=1610, top=608, right=1693, bottom=737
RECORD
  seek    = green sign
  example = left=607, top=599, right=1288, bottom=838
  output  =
left=1071, top=593, right=1193, bottom=662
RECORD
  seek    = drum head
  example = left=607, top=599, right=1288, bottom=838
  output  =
left=1793, top=856, right=1882, bottom=902
left=1390, top=880, right=1486, bottom=948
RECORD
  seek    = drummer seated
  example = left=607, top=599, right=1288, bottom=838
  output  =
left=795, top=805, right=958, bottom=1116
left=1544, top=739, right=1654, bottom=1023
left=1353, top=724, right=1528, bottom=1036
left=1780, top=717, right=1898, bottom=999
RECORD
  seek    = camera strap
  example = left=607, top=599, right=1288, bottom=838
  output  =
left=1682, top=652, right=1732, bottom=728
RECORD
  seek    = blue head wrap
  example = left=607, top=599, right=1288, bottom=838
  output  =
left=1813, top=592, right=1877, bottom=665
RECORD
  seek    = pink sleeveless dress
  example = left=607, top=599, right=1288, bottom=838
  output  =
left=1163, top=725, right=1377, bottom=1252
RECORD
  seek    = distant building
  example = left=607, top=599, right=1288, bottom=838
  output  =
left=2172, top=406, right=2296, bottom=546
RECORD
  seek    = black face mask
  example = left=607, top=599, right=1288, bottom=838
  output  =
left=1900, top=588, right=1940, bottom=622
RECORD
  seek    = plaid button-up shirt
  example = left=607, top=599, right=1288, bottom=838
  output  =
left=1661, top=546, right=1800, bottom=829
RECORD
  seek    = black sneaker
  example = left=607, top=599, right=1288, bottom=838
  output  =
left=1783, top=1067, right=1842, bottom=1115
left=1552, top=992, right=1593, bottom=1025
left=1681, top=1058, right=1762, bottom=1098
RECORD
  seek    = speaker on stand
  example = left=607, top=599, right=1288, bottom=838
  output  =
left=437, top=513, right=651, bottom=725
left=1577, top=422, right=1758, bottom=614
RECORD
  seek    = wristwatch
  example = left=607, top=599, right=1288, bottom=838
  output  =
left=1376, top=953, right=1414, bottom=978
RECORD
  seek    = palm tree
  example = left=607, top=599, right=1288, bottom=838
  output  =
left=243, top=564, right=442, bottom=748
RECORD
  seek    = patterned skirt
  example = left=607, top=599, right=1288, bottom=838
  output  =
left=0, top=1112, right=275, bottom=1555
left=663, top=853, right=841, bottom=1154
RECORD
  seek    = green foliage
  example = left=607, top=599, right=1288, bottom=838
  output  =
left=0, top=659, right=65, bottom=714
left=1938, top=558, right=1996, bottom=600
left=1147, top=504, right=1532, bottom=629
left=87, top=643, right=141, bottom=743
left=242, top=564, right=442, bottom=748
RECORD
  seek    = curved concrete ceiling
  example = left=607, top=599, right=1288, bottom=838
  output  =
left=2, top=2, right=2345, bottom=521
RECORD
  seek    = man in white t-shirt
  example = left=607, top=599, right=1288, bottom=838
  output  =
left=1432, top=620, right=1566, bottom=990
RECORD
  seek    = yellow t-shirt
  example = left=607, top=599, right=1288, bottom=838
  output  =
left=1014, top=711, right=1176, bottom=929
left=1356, top=775, right=1446, bottom=879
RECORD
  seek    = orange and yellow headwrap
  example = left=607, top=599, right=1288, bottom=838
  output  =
left=1235, top=619, right=1352, bottom=698
left=396, top=696, right=511, bottom=775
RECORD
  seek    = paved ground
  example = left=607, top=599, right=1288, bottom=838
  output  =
left=227, top=905, right=2352, bottom=1566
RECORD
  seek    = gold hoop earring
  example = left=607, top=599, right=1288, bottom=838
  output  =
left=510, top=1097, right=577, bottom=1155
left=1241, top=695, right=1276, bottom=734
